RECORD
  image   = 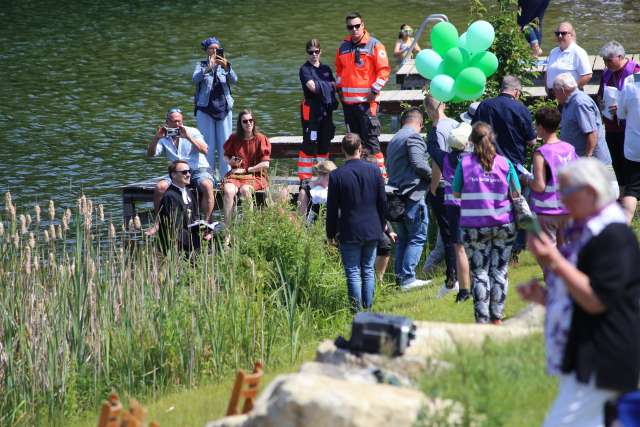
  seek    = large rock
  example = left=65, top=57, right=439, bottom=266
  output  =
left=205, top=373, right=466, bottom=427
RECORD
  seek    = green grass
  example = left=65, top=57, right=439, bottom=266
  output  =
left=0, top=191, right=550, bottom=426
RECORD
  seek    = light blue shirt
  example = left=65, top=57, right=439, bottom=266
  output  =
left=560, top=90, right=612, bottom=165
left=154, top=125, right=210, bottom=169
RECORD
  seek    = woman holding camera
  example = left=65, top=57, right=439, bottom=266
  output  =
left=393, top=24, right=421, bottom=65
left=222, top=110, right=271, bottom=228
left=518, top=158, right=640, bottom=427
left=193, top=36, right=238, bottom=180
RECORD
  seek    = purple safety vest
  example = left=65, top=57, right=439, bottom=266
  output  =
left=529, top=141, right=577, bottom=216
left=442, top=152, right=461, bottom=207
left=460, top=154, right=513, bottom=228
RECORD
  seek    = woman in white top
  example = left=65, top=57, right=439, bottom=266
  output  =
left=393, top=24, right=421, bottom=65
left=545, top=22, right=592, bottom=96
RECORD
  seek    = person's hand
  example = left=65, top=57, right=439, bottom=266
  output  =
left=229, top=157, right=242, bottom=169
left=527, top=232, right=561, bottom=267
left=389, top=232, right=397, bottom=242
left=178, top=124, right=189, bottom=139
left=608, top=104, right=618, bottom=117
left=215, top=55, right=228, bottom=69
left=367, top=90, right=378, bottom=102
left=207, top=55, right=216, bottom=71
left=516, top=278, right=547, bottom=305
left=154, top=126, right=166, bottom=140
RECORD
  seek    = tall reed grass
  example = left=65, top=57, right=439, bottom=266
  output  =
left=0, top=193, right=349, bottom=425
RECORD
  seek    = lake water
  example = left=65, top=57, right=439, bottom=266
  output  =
left=1, top=0, right=638, bottom=218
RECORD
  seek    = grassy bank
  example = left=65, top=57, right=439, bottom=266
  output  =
left=0, top=193, right=548, bottom=426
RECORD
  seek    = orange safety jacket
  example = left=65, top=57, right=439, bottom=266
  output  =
left=335, top=31, right=390, bottom=105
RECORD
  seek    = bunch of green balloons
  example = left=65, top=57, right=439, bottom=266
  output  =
left=415, top=20, right=498, bottom=102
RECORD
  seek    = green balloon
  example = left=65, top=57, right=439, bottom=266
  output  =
left=469, top=51, right=499, bottom=77
left=415, top=49, right=442, bottom=80
left=466, top=20, right=495, bottom=53
left=458, top=32, right=468, bottom=50
left=441, top=47, right=470, bottom=78
left=430, top=74, right=456, bottom=102
left=431, top=22, right=459, bottom=57
left=454, top=67, right=486, bottom=100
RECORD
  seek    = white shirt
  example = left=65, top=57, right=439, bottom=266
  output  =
left=546, top=42, right=592, bottom=89
left=154, top=125, right=210, bottom=170
left=618, top=73, right=640, bottom=161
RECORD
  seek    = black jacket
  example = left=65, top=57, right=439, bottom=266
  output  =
left=158, top=184, right=200, bottom=254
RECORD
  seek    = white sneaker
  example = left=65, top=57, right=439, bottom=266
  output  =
left=400, top=279, right=433, bottom=292
left=436, top=281, right=459, bottom=299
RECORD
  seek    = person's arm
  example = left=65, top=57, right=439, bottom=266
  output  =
left=393, top=40, right=403, bottom=59
left=413, top=41, right=421, bottom=53
left=246, top=135, right=271, bottom=174
left=576, top=103, right=599, bottom=157
left=584, top=131, right=598, bottom=157
left=192, top=61, right=210, bottom=83
left=370, top=41, right=391, bottom=96
left=577, top=73, right=593, bottom=89
left=452, top=161, right=463, bottom=198
left=376, top=171, right=387, bottom=230
left=326, top=173, right=338, bottom=239
left=181, top=126, right=208, bottom=155
left=300, top=65, right=317, bottom=94
left=529, top=151, right=547, bottom=193
left=147, top=127, right=166, bottom=158
left=527, top=233, right=606, bottom=314
left=223, top=63, right=238, bottom=85
left=406, top=134, right=431, bottom=180
left=576, top=48, right=593, bottom=89
left=430, top=161, right=442, bottom=195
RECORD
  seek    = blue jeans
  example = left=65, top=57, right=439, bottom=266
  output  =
left=339, top=240, right=378, bottom=311
left=394, top=198, right=428, bottom=285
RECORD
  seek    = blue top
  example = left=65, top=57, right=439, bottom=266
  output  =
left=386, top=125, right=431, bottom=201
left=451, top=155, right=521, bottom=193
left=472, top=94, right=536, bottom=166
left=560, top=90, right=612, bottom=165
left=326, top=159, right=387, bottom=243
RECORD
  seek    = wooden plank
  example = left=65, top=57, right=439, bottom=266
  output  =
left=593, top=56, right=605, bottom=73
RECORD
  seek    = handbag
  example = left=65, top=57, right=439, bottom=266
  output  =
left=508, top=177, right=536, bottom=230
left=385, top=185, right=406, bottom=222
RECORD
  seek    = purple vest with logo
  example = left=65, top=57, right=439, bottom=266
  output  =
left=460, top=154, right=513, bottom=228
left=529, top=141, right=577, bottom=215
left=442, top=152, right=461, bottom=207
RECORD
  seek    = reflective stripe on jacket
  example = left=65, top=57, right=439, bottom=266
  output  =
left=335, top=31, right=390, bottom=105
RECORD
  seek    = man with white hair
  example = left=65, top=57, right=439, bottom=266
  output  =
left=554, top=73, right=612, bottom=165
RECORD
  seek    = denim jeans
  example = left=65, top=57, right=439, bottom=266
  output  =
left=394, top=197, right=428, bottom=285
left=339, top=240, right=378, bottom=311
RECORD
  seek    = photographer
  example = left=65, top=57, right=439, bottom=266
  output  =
left=146, top=107, right=215, bottom=223
left=193, top=36, right=238, bottom=179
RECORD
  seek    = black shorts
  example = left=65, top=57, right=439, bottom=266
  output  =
left=377, top=232, right=392, bottom=257
left=606, top=132, right=626, bottom=186
left=623, top=159, right=640, bottom=199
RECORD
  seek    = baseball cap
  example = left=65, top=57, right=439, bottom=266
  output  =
left=460, top=102, right=480, bottom=123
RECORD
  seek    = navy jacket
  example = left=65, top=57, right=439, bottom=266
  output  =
left=326, top=159, right=387, bottom=243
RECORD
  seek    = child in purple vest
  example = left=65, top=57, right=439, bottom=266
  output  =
left=452, top=122, right=520, bottom=324
left=525, top=108, right=578, bottom=247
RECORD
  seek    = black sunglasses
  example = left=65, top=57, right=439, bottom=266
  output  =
left=242, top=118, right=254, bottom=124
left=176, top=169, right=191, bottom=175
left=307, top=49, right=321, bottom=55
left=554, top=31, right=570, bottom=37
left=347, top=23, right=362, bottom=31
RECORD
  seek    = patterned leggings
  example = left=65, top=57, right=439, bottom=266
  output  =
left=461, top=223, right=516, bottom=323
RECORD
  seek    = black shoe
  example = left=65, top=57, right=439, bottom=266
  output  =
left=455, top=289, right=471, bottom=303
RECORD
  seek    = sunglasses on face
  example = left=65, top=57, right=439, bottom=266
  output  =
left=347, top=23, right=362, bottom=31
left=242, top=118, right=254, bottom=124
left=176, top=169, right=191, bottom=176
left=554, top=31, right=570, bottom=37
left=307, top=49, right=321, bottom=55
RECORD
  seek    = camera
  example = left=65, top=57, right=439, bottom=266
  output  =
left=166, top=127, right=180, bottom=138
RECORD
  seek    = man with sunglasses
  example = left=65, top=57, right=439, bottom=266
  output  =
left=335, top=12, right=390, bottom=178
left=147, top=107, right=215, bottom=224
left=158, top=160, right=201, bottom=254
left=545, top=22, right=592, bottom=96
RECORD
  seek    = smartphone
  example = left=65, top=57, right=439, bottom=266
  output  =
left=216, top=48, right=224, bottom=58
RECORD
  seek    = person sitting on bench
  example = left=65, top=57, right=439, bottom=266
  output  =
left=297, top=159, right=337, bottom=223
left=222, top=109, right=271, bottom=228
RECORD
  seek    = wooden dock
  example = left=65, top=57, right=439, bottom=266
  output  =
left=122, top=134, right=413, bottom=221
left=396, top=54, right=640, bottom=90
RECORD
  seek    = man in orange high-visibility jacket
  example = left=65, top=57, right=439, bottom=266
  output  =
left=336, top=12, right=391, bottom=177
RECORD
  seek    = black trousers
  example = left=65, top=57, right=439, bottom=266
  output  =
left=301, top=114, right=335, bottom=156
left=427, top=188, right=456, bottom=283
left=343, top=103, right=382, bottom=154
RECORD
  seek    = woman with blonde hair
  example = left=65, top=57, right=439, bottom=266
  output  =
left=452, top=122, right=520, bottom=324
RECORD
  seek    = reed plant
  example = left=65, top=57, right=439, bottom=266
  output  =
left=0, top=193, right=349, bottom=426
